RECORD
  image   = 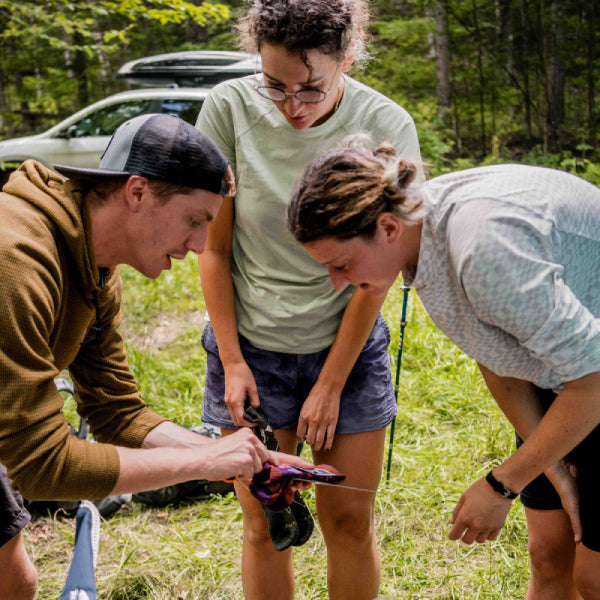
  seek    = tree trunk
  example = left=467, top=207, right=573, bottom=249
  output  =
left=584, top=1, right=597, bottom=147
left=71, top=31, right=89, bottom=106
left=546, top=1, right=565, bottom=152
left=497, top=0, right=512, bottom=83
left=518, top=0, right=533, bottom=140
left=472, top=0, right=487, bottom=156
left=432, top=0, right=451, bottom=126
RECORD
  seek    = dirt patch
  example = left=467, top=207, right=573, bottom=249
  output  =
left=121, top=310, right=205, bottom=351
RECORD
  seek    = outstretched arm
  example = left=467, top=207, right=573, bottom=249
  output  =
left=111, top=422, right=313, bottom=495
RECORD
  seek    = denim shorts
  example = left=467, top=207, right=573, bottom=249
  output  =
left=201, top=313, right=397, bottom=434
left=0, top=462, right=30, bottom=547
left=516, top=387, right=600, bottom=552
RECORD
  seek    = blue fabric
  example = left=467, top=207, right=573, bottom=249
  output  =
left=59, top=502, right=99, bottom=600
left=202, top=313, right=397, bottom=433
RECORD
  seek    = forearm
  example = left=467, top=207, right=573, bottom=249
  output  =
left=316, top=288, right=385, bottom=391
left=494, top=371, right=600, bottom=492
left=142, top=420, right=212, bottom=449
left=198, top=250, right=243, bottom=366
left=111, top=428, right=314, bottom=496
left=111, top=445, right=212, bottom=495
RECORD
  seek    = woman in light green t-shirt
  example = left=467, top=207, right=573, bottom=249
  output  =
left=196, top=1, right=422, bottom=598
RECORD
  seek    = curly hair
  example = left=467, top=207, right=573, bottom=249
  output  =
left=236, top=0, right=370, bottom=65
left=288, top=135, right=424, bottom=243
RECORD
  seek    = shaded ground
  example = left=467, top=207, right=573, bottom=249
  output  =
left=121, top=310, right=205, bottom=350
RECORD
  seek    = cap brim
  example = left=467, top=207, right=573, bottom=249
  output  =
left=53, top=164, right=131, bottom=182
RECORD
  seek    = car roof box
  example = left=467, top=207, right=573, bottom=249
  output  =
left=117, top=50, right=260, bottom=88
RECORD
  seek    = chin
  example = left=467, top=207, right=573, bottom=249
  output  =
left=285, top=115, right=313, bottom=129
left=360, top=282, right=390, bottom=297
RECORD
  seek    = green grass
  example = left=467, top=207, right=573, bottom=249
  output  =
left=28, top=256, right=531, bottom=599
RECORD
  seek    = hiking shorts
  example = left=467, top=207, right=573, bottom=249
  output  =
left=0, top=462, right=30, bottom=548
left=516, top=387, right=600, bottom=552
left=201, top=313, right=397, bottom=434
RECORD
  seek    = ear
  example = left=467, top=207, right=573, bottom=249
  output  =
left=124, top=176, right=149, bottom=212
left=341, top=45, right=356, bottom=73
left=377, top=212, right=403, bottom=243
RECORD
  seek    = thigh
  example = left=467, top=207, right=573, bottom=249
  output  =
left=297, top=313, right=397, bottom=435
left=336, top=314, right=397, bottom=434
left=201, top=323, right=300, bottom=430
left=525, top=506, right=578, bottom=565
left=312, top=429, right=386, bottom=520
left=0, top=530, right=34, bottom=597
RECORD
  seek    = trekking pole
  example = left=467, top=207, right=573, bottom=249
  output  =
left=386, top=284, right=411, bottom=481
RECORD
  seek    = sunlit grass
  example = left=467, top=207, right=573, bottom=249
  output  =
left=29, top=257, right=532, bottom=599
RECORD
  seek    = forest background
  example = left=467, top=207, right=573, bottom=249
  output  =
left=1, top=0, right=600, bottom=180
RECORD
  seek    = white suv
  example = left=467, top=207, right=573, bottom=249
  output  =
left=0, top=51, right=258, bottom=185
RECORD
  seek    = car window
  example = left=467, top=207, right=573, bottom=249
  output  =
left=159, top=99, right=204, bottom=125
left=69, top=99, right=153, bottom=137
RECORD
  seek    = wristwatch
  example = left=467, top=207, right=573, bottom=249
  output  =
left=485, top=470, right=518, bottom=500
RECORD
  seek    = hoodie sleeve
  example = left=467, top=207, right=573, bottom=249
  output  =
left=0, top=175, right=166, bottom=501
left=68, top=269, right=168, bottom=449
left=0, top=200, right=119, bottom=501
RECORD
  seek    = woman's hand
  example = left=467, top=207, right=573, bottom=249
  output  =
left=545, top=459, right=581, bottom=543
left=223, top=361, right=260, bottom=427
left=448, top=477, right=513, bottom=544
left=296, top=381, right=341, bottom=452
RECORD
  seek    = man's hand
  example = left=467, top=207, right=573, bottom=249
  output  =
left=195, top=427, right=270, bottom=481
left=231, top=444, right=315, bottom=491
left=448, top=476, right=512, bottom=544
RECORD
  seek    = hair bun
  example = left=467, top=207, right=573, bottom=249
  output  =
left=396, top=159, right=417, bottom=188
left=373, top=142, right=396, bottom=159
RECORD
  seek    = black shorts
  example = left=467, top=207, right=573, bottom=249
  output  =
left=0, top=462, right=30, bottom=547
left=516, top=387, right=600, bottom=552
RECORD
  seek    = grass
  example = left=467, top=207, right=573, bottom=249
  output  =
left=27, top=255, right=532, bottom=599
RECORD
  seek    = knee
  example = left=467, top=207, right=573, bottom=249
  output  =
left=0, top=559, right=37, bottom=600
left=574, top=558, right=600, bottom=600
left=243, top=513, right=276, bottom=549
left=320, top=506, right=374, bottom=547
left=528, top=537, right=574, bottom=581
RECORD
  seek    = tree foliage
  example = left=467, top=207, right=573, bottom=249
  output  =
left=0, top=0, right=599, bottom=178
left=0, top=0, right=228, bottom=129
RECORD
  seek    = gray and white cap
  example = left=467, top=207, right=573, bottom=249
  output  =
left=54, top=113, right=228, bottom=194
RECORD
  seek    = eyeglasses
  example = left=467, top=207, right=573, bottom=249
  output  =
left=253, top=66, right=341, bottom=104
left=254, top=85, right=330, bottom=104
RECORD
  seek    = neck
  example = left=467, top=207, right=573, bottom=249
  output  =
left=85, top=193, right=126, bottom=269
left=399, top=220, right=422, bottom=273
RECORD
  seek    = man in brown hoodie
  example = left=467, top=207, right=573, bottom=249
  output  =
left=0, top=114, right=310, bottom=600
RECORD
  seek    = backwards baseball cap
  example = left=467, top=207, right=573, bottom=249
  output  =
left=53, top=113, right=228, bottom=195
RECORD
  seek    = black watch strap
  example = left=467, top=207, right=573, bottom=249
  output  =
left=485, top=470, right=518, bottom=500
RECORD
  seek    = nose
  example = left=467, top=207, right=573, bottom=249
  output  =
left=327, top=266, right=350, bottom=291
left=284, top=95, right=303, bottom=117
left=186, top=226, right=208, bottom=255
